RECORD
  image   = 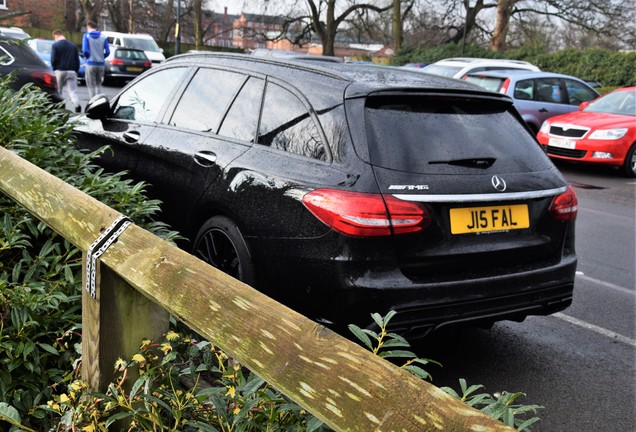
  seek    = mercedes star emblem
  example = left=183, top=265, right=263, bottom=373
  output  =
left=491, top=175, right=507, bottom=192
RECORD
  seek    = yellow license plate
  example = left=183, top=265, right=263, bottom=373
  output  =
left=128, top=66, right=142, bottom=72
left=450, top=204, right=529, bottom=234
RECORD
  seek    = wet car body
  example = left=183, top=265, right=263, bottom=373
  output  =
left=0, top=35, right=60, bottom=102
left=74, top=53, right=577, bottom=337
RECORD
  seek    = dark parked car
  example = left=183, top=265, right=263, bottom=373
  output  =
left=75, top=53, right=578, bottom=337
left=104, top=47, right=151, bottom=84
left=0, top=35, right=60, bottom=102
left=464, top=70, right=600, bottom=133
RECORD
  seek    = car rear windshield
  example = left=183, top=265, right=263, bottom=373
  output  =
left=364, top=95, right=552, bottom=174
left=464, top=75, right=506, bottom=92
left=116, top=49, right=147, bottom=60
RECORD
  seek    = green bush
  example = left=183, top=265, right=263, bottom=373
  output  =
left=0, top=75, right=178, bottom=430
left=0, top=76, right=541, bottom=431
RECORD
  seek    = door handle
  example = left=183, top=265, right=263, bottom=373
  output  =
left=538, top=108, right=548, bottom=113
left=123, top=131, right=141, bottom=143
left=194, top=151, right=217, bottom=167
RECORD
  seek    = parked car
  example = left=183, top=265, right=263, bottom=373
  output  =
left=537, top=86, right=636, bottom=177
left=27, top=38, right=54, bottom=69
left=104, top=47, right=152, bottom=84
left=464, top=70, right=600, bottom=133
left=0, top=35, right=61, bottom=102
left=420, top=57, right=540, bottom=79
left=102, top=31, right=165, bottom=65
left=0, top=26, right=30, bottom=40
left=74, top=53, right=578, bottom=337
left=27, top=37, right=86, bottom=85
left=251, top=48, right=343, bottom=63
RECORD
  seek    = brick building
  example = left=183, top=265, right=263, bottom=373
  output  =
left=0, top=0, right=79, bottom=31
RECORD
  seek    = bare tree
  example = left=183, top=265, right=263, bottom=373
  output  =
left=80, top=0, right=103, bottom=25
left=434, top=0, right=635, bottom=51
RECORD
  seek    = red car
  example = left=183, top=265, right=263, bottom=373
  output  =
left=537, top=86, right=636, bottom=177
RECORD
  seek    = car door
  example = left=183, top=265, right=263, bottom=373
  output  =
left=563, top=78, right=599, bottom=106
left=133, top=68, right=264, bottom=236
left=75, top=66, right=189, bottom=176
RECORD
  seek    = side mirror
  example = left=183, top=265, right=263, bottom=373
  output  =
left=85, top=94, right=110, bottom=120
left=579, top=101, right=590, bottom=111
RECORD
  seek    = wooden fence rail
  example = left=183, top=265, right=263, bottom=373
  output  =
left=0, top=145, right=515, bottom=431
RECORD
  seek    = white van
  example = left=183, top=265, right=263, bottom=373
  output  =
left=101, top=31, right=165, bottom=65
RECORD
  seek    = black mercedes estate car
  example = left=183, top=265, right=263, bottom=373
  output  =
left=75, top=53, right=578, bottom=337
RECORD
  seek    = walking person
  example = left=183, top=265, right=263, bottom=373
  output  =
left=51, top=29, right=81, bottom=113
left=82, top=21, right=110, bottom=99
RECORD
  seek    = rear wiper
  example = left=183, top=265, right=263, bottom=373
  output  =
left=428, top=157, right=496, bottom=169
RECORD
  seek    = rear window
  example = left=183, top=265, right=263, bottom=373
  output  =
left=364, top=96, right=552, bottom=174
left=422, top=64, right=462, bottom=78
left=115, top=49, right=147, bottom=60
left=464, top=75, right=505, bottom=92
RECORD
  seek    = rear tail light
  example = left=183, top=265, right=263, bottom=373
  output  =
left=30, top=71, right=57, bottom=90
left=499, top=78, right=510, bottom=94
left=143, top=61, right=152, bottom=68
left=549, top=185, right=578, bottom=221
left=110, top=58, right=125, bottom=65
left=302, top=188, right=431, bottom=237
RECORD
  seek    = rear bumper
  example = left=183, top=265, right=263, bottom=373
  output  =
left=322, top=253, right=577, bottom=338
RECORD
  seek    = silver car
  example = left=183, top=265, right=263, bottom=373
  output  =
left=465, top=70, right=600, bottom=134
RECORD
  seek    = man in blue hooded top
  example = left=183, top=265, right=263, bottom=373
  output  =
left=82, top=21, right=110, bottom=98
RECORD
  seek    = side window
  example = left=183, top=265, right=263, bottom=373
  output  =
left=217, top=76, right=264, bottom=142
left=513, top=79, right=533, bottom=100
left=107, top=36, right=115, bottom=45
left=316, top=104, right=345, bottom=162
left=0, top=45, right=15, bottom=66
left=534, top=78, right=563, bottom=103
left=564, top=79, right=597, bottom=105
left=258, top=82, right=326, bottom=161
left=113, top=67, right=188, bottom=122
left=169, top=68, right=247, bottom=133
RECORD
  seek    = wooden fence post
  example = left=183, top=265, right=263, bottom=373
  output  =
left=82, top=256, right=169, bottom=392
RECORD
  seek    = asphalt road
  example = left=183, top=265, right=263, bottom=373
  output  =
left=414, top=162, right=635, bottom=431
left=67, top=82, right=635, bottom=430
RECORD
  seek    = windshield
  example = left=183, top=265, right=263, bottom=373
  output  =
left=36, top=40, right=53, bottom=54
left=124, top=37, right=160, bottom=52
left=364, top=95, right=552, bottom=174
left=584, top=89, right=635, bottom=116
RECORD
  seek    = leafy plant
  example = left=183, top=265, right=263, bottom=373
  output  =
left=46, top=332, right=329, bottom=432
left=0, top=74, right=178, bottom=430
left=349, top=311, right=543, bottom=431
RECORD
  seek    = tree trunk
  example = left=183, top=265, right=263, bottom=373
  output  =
left=80, top=0, right=102, bottom=25
left=393, top=0, right=403, bottom=50
left=490, top=0, right=515, bottom=51
left=446, top=0, right=484, bottom=44
left=194, top=0, right=202, bottom=49
left=323, top=0, right=336, bottom=56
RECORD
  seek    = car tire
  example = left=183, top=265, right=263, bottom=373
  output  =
left=192, top=216, right=256, bottom=286
left=622, top=143, right=636, bottom=178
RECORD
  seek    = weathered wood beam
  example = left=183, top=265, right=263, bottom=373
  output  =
left=0, top=145, right=515, bottom=431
